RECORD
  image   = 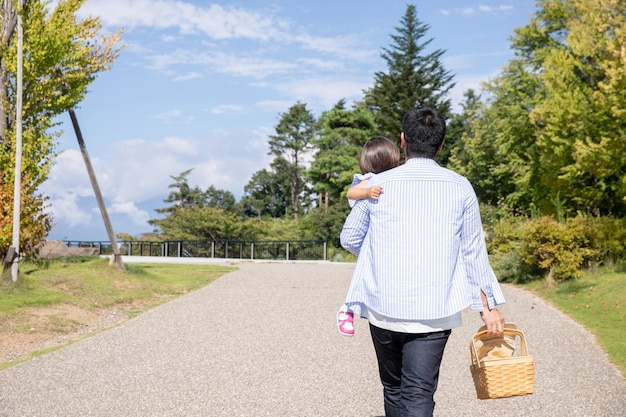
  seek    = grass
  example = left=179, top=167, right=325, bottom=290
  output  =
left=522, top=267, right=625, bottom=378
left=1, top=257, right=235, bottom=314
left=0, top=257, right=236, bottom=368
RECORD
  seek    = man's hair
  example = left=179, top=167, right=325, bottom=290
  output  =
left=359, top=136, right=400, bottom=174
left=401, top=107, right=446, bottom=158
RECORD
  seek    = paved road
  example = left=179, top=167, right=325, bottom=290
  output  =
left=0, top=262, right=624, bottom=416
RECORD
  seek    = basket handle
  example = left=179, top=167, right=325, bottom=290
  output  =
left=470, top=328, right=529, bottom=366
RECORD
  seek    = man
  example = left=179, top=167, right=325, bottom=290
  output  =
left=340, top=107, right=506, bottom=417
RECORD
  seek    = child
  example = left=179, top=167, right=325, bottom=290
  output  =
left=338, top=136, right=400, bottom=336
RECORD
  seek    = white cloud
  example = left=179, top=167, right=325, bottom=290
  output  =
left=46, top=193, right=93, bottom=229
left=79, top=0, right=286, bottom=41
left=256, top=100, right=298, bottom=114
left=297, top=58, right=347, bottom=73
left=44, top=129, right=273, bottom=237
left=144, top=48, right=298, bottom=79
left=440, top=4, right=516, bottom=17
left=173, top=71, right=202, bottom=81
left=294, top=34, right=377, bottom=62
left=211, top=104, right=245, bottom=115
left=149, top=109, right=195, bottom=124
left=109, top=201, right=150, bottom=226
left=271, top=76, right=371, bottom=109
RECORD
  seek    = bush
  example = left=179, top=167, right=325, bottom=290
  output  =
left=485, top=212, right=625, bottom=284
left=520, top=216, right=595, bottom=283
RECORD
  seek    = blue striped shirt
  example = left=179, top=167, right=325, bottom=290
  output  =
left=340, top=157, right=505, bottom=321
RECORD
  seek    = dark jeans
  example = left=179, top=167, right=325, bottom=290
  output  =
left=369, top=324, right=451, bottom=417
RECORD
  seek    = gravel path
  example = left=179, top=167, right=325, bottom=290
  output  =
left=0, top=262, right=624, bottom=416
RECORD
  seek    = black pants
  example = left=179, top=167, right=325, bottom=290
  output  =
left=369, top=324, right=451, bottom=417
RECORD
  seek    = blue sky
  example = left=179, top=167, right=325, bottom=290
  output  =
left=41, top=0, right=537, bottom=241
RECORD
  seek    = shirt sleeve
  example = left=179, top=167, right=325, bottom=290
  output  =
left=340, top=200, right=370, bottom=256
left=461, top=186, right=506, bottom=311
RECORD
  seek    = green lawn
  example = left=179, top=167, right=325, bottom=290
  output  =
left=0, top=257, right=236, bottom=368
left=1, top=257, right=236, bottom=316
left=523, top=268, right=626, bottom=378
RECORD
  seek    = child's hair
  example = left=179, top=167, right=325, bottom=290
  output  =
left=359, top=136, right=400, bottom=174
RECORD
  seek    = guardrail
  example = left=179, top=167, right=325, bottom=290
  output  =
left=63, top=239, right=328, bottom=261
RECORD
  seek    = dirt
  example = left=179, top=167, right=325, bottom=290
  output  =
left=1, top=241, right=128, bottom=365
left=0, top=304, right=131, bottom=365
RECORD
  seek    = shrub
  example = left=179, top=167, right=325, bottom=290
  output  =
left=517, top=216, right=595, bottom=283
left=484, top=212, right=625, bottom=283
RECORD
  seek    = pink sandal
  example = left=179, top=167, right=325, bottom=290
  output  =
left=337, top=306, right=354, bottom=336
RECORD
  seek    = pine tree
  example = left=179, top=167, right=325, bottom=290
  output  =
left=364, top=4, right=455, bottom=143
left=268, top=102, right=317, bottom=222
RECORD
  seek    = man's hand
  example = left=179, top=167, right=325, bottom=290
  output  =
left=480, top=308, right=505, bottom=335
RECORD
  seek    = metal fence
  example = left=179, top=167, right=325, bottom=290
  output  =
left=63, top=239, right=328, bottom=261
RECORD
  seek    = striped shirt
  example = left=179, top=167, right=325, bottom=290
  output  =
left=340, top=157, right=505, bottom=323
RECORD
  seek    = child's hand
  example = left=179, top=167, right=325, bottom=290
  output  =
left=368, top=186, right=383, bottom=200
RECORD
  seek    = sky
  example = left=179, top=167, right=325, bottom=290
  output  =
left=40, top=0, right=537, bottom=241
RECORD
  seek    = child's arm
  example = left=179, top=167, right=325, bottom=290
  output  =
left=346, top=179, right=383, bottom=201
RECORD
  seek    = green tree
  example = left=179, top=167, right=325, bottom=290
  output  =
left=439, top=89, right=481, bottom=167
left=455, top=60, right=544, bottom=211
left=268, top=102, right=317, bottom=222
left=204, top=185, right=237, bottom=212
left=241, top=157, right=292, bottom=219
left=529, top=0, right=626, bottom=216
left=452, top=0, right=626, bottom=217
left=150, top=171, right=259, bottom=241
left=0, top=0, right=123, bottom=257
left=156, top=169, right=200, bottom=213
left=364, top=4, right=455, bottom=143
left=308, top=100, right=376, bottom=209
left=149, top=206, right=261, bottom=241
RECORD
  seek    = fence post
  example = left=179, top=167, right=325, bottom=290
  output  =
left=323, top=241, right=327, bottom=261
left=251, top=242, right=254, bottom=260
left=286, top=242, right=290, bottom=261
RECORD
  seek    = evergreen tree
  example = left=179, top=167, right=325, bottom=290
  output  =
left=308, top=100, right=376, bottom=208
left=364, top=4, right=455, bottom=143
left=241, top=157, right=292, bottom=219
left=439, top=89, right=481, bottom=167
left=268, top=102, right=317, bottom=222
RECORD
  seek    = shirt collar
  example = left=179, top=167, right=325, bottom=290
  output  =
left=405, top=157, right=439, bottom=166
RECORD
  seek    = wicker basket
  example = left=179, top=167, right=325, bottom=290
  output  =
left=470, top=327, right=534, bottom=399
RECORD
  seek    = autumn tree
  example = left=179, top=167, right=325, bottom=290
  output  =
left=0, top=0, right=123, bottom=257
left=364, top=4, right=455, bottom=143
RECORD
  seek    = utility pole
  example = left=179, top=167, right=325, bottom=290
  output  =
left=10, top=0, right=24, bottom=282
left=66, top=106, right=125, bottom=270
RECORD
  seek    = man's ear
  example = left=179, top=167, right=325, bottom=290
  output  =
left=400, top=132, right=406, bottom=151
left=437, top=138, right=445, bottom=153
